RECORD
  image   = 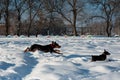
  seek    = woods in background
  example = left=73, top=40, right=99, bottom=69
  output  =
left=0, top=0, right=120, bottom=37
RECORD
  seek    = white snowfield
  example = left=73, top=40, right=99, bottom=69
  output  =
left=0, top=36, right=120, bottom=80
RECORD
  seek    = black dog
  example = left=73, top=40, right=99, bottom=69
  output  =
left=24, top=41, right=61, bottom=54
left=91, top=49, right=110, bottom=61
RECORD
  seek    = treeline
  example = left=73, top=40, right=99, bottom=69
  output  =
left=0, top=0, right=120, bottom=37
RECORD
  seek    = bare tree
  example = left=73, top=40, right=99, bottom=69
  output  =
left=56, top=0, right=84, bottom=36
left=4, top=0, right=11, bottom=36
left=27, top=0, right=42, bottom=37
left=0, top=0, right=4, bottom=20
left=0, top=0, right=15, bottom=36
left=14, top=0, right=28, bottom=36
left=89, top=0, right=120, bottom=37
left=35, top=10, right=46, bottom=37
left=42, top=0, right=58, bottom=35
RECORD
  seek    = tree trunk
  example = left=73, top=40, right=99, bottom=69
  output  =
left=5, top=15, right=9, bottom=36
left=73, top=9, right=77, bottom=36
left=106, top=20, right=112, bottom=37
left=27, top=0, right=32, bottom=37
left=17, top=11, right=21, bottom=36
left=72, top=0, right=78, bottom=36
left=5, top=0, right=10, bottom=36
left=27, top=22, right=31, bottom=37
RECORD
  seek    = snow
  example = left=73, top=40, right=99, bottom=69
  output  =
left=0, top=36, right=120, bottom=80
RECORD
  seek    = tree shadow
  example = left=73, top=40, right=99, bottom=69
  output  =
left=0, top=61, right=15, bottom=70
left=64, top=54, right=91, bottom=60
left=14, top=52, right=38, bottom=78
left=0, top=52, right=38, bottom=80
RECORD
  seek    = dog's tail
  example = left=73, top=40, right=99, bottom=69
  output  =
left=24, top=47, right=30, bottom=52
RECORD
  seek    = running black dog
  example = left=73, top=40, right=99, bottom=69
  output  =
left=24, top=41, right=61, bottom=54
left=91, top=49, right=110, bottom=61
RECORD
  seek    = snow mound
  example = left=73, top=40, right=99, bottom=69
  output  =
left=90, top=66, right=113, bottom=73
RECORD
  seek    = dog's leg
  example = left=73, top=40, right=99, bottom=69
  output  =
left=54, top=50, right=60, bottom=53
left=53, top=50, right=63, bottom=54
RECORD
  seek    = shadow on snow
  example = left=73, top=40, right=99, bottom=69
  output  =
left=0, top=52, right=38, bottom=80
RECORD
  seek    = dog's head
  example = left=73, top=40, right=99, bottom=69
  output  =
left=51, top=41, right=61, bottom=48
left=102, top=49, right=111, bottom=55
left=24, top=47, right=30, bottom=52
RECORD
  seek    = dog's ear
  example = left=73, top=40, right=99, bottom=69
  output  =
left=104, top=49, right=106, bottom=52
left=52, top=41, right=55, bottom=44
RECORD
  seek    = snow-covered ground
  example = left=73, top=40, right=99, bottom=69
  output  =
left=0, top=36, right=120, bottom=80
